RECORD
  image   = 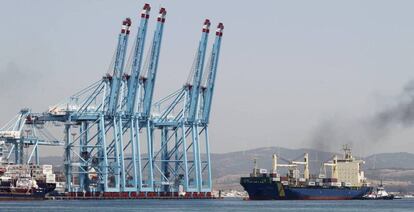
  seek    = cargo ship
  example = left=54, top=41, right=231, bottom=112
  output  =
left=0, top=164, right=57, bottom=200
left=0, top=142, right=56, bottom=200
left=240, top=146, right=373, bottom=200
left=0, top=174, right=51, bottom=200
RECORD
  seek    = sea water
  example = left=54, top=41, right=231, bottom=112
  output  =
left=0, top=198, right=412, bottom=211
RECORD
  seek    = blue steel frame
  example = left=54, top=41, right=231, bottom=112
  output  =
left=0, top=4, right=223, bottom=195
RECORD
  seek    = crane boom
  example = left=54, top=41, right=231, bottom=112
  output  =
left=201, top=23, right=223, bottom=123
left=324, top=155, right=338, bottom=179
left=187, top=19, right=211, bottom=122
left=107, top=18, right=132, bottom=114
left=141, top=8, right=167, bottom=118
left=125, top=4, right=151, bottom=114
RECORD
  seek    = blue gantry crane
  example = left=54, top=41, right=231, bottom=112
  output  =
left=0, top=3, right=224, bottom=198
left=125, top=3, right=150, bottom=115
left=200, top=23, right=224, bottom=124
left=107, top=18, right=132, bottom=114
left=151, top=21, right=224, bottom=193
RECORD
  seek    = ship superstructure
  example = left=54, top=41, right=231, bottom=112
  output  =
left=333, top=145, right=366, bottom=187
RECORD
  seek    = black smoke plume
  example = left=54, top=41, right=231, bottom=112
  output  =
left=309, top=80, right=414, bottom=152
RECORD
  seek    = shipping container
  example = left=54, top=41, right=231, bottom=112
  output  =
left=272, top=177, right=280, bottom=182
left=322, top=178, right=338, bottom=183
left=280, top=176, right=288, bottom=181
left=259, top=169, right=268, bottom=174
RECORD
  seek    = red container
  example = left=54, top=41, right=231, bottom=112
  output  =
left=103, top=192, right=112, bottom=197
left=206, top=192, right=212, bottom=197
left=322, top=178, right=338, bottom=183
left=280, top=176, right=289, bottom=181
left=120, top=192, right=129, bottom=198
left=130, top=192, right=137, bottom=198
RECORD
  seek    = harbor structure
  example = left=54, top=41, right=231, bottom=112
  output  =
left=0, top=3, right=223, bottom=198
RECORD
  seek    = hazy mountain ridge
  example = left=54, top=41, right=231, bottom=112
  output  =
left=210, top=147, right=414, bottom=191
left=38, top=147, right=414, bottom=192
left=364, top=152, right=414, bottom=169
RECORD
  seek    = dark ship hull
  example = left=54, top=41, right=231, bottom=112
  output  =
left=241, top=176, right=372, bottom=200
left=0, top=180, right=55, bottom=200
left=37, top=182, right=57, bottom=194
left=0, top=188, right=49, bottom=200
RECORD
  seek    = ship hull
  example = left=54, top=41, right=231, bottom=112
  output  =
left=37, top=182, right=57, bottom=194
left=0, top=189, right=48, bottom=200
left=241, top=177, right=373, bottom=200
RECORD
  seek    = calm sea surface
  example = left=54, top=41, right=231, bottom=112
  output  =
left=0, top=198, right=413, bottom=211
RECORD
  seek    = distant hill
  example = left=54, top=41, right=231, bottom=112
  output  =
left=210, top=147, right=414, bottom=192
left=39, top=147, right=414, bottom=192
left=210, top=147, right=335, bottom=179
left=364, top=152, right=414, bottom=169
left=40, top=156, right=63, bottom=167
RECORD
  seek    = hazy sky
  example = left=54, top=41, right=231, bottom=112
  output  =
left=1, top=0, right=414, bottom=156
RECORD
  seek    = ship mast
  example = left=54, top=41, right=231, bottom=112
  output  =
left=343, top=144, right=353, bottom=161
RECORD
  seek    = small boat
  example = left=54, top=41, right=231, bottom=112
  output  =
left=363, top=182, right=394, bottom=200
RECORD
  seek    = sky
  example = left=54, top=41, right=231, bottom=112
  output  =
left=1, top=0, right=414, bottom=156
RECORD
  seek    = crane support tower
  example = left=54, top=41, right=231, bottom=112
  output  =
left=0, top=3, right=224, bottom=198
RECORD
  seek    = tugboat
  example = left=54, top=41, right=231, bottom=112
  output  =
left=363, top=181, right=394, bottom=200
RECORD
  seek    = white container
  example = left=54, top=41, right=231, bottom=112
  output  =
left=272, top=177, right=281, bottom=182
left=0, top=131, right=21, bottom=139
left=46, top=174, right=55, bottom=181
left=43, top=170, right=53, bottom=175
left=46, top=178, right=56, bottom=183
left=259, top=169, right=268, bottom=174
left=46, top=174, right=56, bottom=183
left=330, top=182, right=341, bottom=187
left=42, top=165, right=53, bottom=169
